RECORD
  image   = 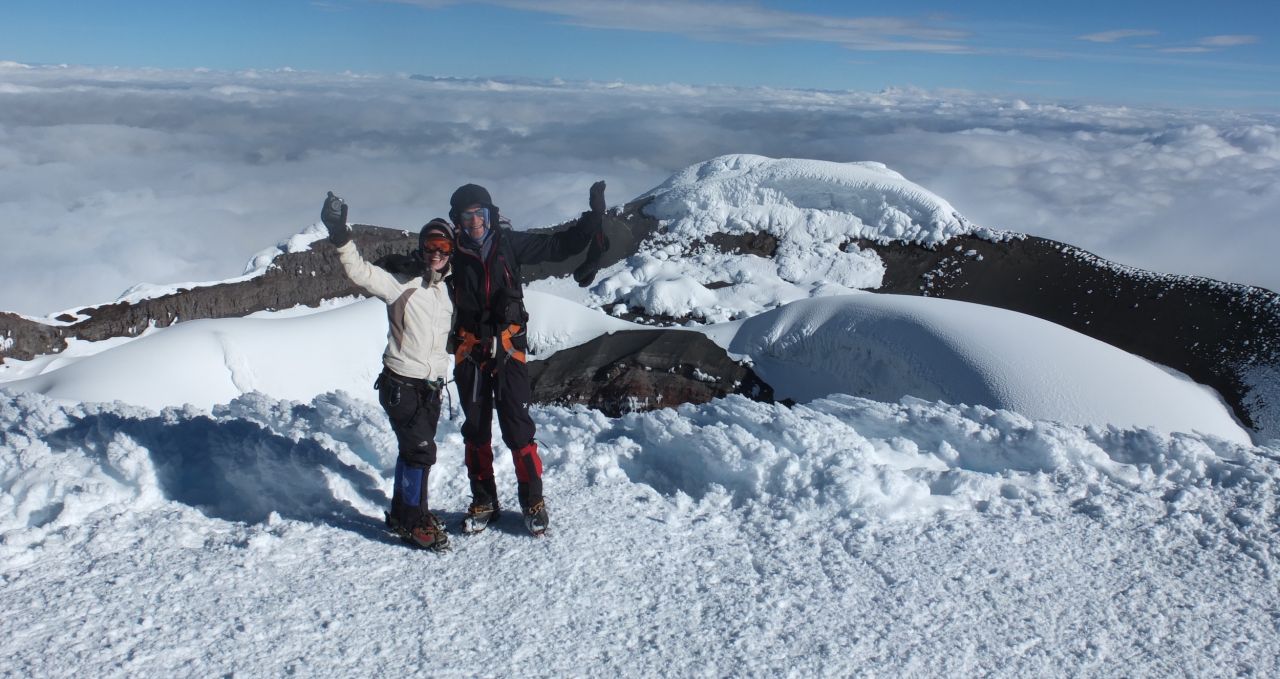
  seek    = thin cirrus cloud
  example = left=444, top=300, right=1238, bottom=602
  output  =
left=1079, top=29, right=1260, bottom=53
left=1160, top=35, right=1261, bottom=53
left=1077, top=29, right=1160, bottom=43
left=0, top=64, right=1277, bottom=317
left=391, top=0, right=973, bottom=52
left=1199, top=34, right=1261, bottom=47
left=1162, top=34, right=1259, bottom=52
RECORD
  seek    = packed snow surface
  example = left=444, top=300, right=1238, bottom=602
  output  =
left=2, top=389, right=1277, bottom=676
left=4, top=300, right=388, bottom=410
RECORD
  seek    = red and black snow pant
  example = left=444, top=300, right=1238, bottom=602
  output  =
left=377, top=368, right=443, bottom=527
left=454, top=354, right=543, bottom=512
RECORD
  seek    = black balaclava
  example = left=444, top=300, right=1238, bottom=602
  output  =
left=449, top=183, right=500, bottom=230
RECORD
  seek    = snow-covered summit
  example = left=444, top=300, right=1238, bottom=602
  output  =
left=586, top=155, right=982, bottom=324
left=643, top=154, right=973, bottom=245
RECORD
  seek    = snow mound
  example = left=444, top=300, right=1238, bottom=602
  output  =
left=588, top=155, right=978, bottom=323
left=5, top=299, right=387, bottom=411
left=601, top=394, right=1271, bottom=526
left=717, top=294, right=1250, bottom=444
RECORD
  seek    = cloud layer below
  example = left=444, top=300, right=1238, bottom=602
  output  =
left=1, top=63, right=1278, bottom=316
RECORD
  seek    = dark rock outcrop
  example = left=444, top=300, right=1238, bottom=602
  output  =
left=0, top=312, right=64, bottom=361
left=527, top=329, right=773, bottom=416
left=698, top=231, right=779, bottom=258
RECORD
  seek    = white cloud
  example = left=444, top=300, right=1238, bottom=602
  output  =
left=390, top=0, right=970, bottom=52
left=1077, top=29, right=1159, bottom=43
left=1155, top=34, right=1259, bottom=53
left=1080, top=30, right=1259, bottom=54
left=1198, top=34, right=1259, bottom=48
left=1, top=65, right=1278, bottom=316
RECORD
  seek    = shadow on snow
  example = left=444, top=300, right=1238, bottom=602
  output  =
left=48, top=410, right=392, bottom=541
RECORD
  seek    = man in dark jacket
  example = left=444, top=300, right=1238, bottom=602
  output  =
left=450, top=181, right=607, bottom=536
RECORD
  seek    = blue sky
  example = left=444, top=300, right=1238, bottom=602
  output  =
left=3, top=0, right=1278, bottom=109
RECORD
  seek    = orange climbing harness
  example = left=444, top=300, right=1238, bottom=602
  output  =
left=454, top=324, right=526, bottom=366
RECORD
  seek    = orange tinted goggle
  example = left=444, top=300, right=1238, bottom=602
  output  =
left=422, top=237, right=453, bottom=256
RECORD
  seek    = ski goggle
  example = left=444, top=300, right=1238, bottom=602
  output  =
left=458, top=206, right=489, bottom=224
left=422, top=237, right=453, bottom=256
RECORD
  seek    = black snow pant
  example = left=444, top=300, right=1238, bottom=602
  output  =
left=454, top=356, right=543, bottom=512
left=377, top=368, right=443, bottom=528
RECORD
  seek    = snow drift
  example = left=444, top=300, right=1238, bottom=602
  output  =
left=716, top=294, right=1250, bottom=444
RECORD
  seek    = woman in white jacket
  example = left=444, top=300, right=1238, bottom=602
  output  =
left=321, top=192, right=455, bottom=551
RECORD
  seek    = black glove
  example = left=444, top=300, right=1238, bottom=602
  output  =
left=589, top=180, right=606, bottom=215
left=573, top=213, right=610, bottom=287
left=321, top=191, right=351, bottom=246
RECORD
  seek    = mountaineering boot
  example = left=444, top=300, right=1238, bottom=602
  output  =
left=523, top=499, right=549, bottom=536
left=461, top=501, right=501, bottom=534
left=385, top=511, right=451, bottom=552
left=409, top=512, right=450, bottom=551
left=385, top=460, right=449, bottom=551
left=511, top=441, right=547, bottom=536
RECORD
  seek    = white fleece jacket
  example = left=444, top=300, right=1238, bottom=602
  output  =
left=336, top=241, right=453, bottom=381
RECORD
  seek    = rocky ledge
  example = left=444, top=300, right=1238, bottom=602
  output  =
left=527, top=329, right=773, bottom=416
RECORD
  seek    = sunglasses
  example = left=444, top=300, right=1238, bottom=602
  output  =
left=459, top=207, right=489, bottom=222
left=423, top=247, right=451, bottom=257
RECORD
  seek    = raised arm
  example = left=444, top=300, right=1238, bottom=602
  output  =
left=508, top=180, right=607, bottom=268
left=573, top=181, right=611, bottom=286
left=321, top=191, right=405, bottom=302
